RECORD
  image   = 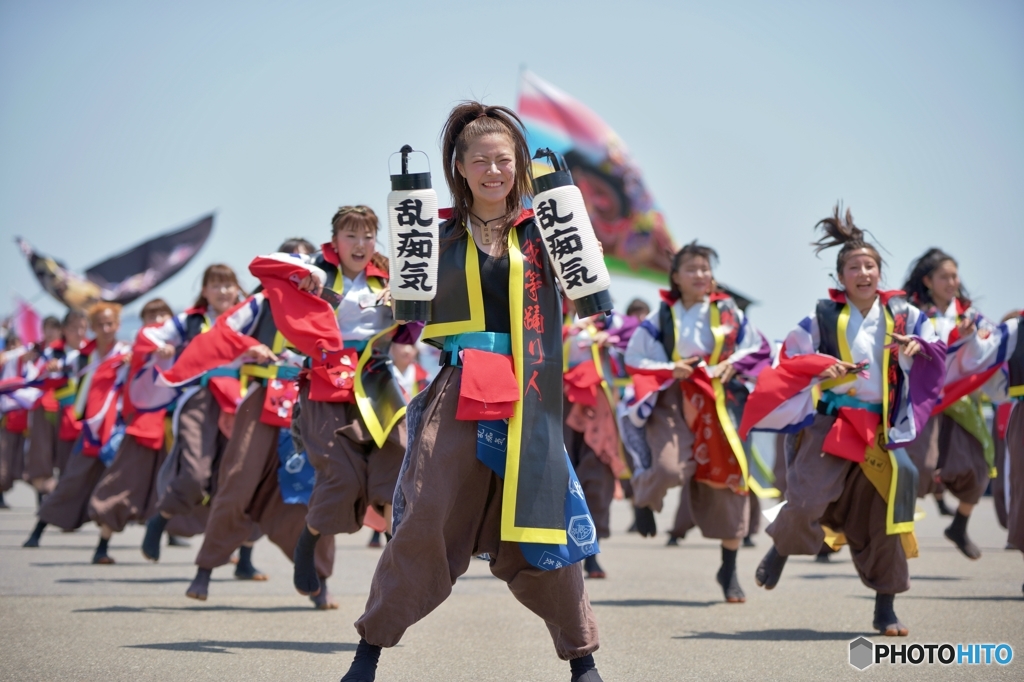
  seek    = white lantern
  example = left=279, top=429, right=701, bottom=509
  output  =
left=386, top=145, right=438, bottom=321
left=531, top=148, right=613, bottom=317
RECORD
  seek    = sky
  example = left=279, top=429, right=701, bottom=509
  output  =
left=1, top=0, right=1022, bottom=343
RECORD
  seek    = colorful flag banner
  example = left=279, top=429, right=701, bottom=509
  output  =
left=517, top=71, right=676, bottom=284
left=16, top=213, right=213, bottom=310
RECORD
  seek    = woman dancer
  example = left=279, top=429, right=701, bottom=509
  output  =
left=85, top=299, right=174, bottom=564
left=257, top=210, right=419, bottom=605
left=563, top=302, right=636, bottom=579
left=743, top=206, right=945, bottom=636
left=23, top=303, right=131, bottom=548
left=138, top=264, right=264, bottom=578
left=624, top=241, right=771, bottom=603
left=183, top=239, right=340, bottom=608
left=338, top=103, right=603, bottom=682
left=22, top=316, right=67, bottom=503
left=902, top=248, right=1003, bottom=559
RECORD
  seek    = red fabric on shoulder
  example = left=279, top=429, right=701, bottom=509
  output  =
left=738, top=354, right=837, bottom=439
left=997, top=403, right=1013, bottom=440
left=456, top=349, right=518, bottom=420
left=933, top=365, right=1001, bottom=415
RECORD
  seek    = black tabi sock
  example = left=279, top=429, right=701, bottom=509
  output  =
left=31, top=520, right=47, bottom=539
left=340, top=638, right=382, bottom=682
left=721, top=546, right=738, bottom=570
left=384, top=532, right=392, bottom=543
left=96, top=537, right=110, bottom=553
left=293, top=527, right=321, bottom=595
left=237, top=545, right=255, bottom=573
left=0, top=492, right=6, bottom=507
left=874, top=592, right=897, bottom=625
left=570, top=654, right=597, bottom=681
left=950, top=510, right=969, bottom=536
left=142, top=514, right=168, bottom=560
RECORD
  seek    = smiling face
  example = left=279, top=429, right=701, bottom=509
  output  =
left=922, top=259, right=959, bottom=309
left=671, top=254, right=713, bottom=304
left=202, top=277, right=240, bottom=316
left=455, top=133, right=516, bottom=215
left=838, top=250, right=881, bottom=308
left=333, top=223, right=377, bottom=280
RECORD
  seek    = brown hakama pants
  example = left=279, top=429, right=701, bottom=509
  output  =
left=195, top=385, right=334, bottom=576
left=936, top=414, right=989, bottom=506
left=38, top=442, right=106, bottom=530
left=766, top=414, right=909, bottom=594
left=355, top=366, right=600, bottom=660
left=88, top=435, right=167, bottom=532
left=155, top=387, right=226, bottom=521
left=907, top=413, right=988, bottom=504
left=0, top=427, right=26, bottom=493
left=564, top=415, right=615, bottom=540
left=25, top=408, right=59, bottom=492
left=301, top=389, right=404, bottom=537
left=634, top=386, right=749, bottom=540
left=1005, top=404, right=1024, bottom=554
left=905, top=416, right=940, bottom=498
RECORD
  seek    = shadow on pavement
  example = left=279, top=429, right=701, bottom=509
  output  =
left=75, top=604, right=318, bottom=614
left=591, top=599, right=717, bottom=608
left=33, top=562, right=194, bottom=567
left=675, top=628, right=862, bottom=641
left=125, top=640, right=358, bottom=654
left=901, top=595, right=1021, bottom=602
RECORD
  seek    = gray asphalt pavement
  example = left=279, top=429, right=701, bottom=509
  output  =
left=1, top=480, right=1021, bottom=681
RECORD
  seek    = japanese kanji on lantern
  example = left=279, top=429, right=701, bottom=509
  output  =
left=530, top=148, right=613, bottom=318
left=387, top=144, right=439, bottom=321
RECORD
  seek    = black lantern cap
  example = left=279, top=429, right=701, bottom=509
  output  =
left=531, top=148, right=574, bottom=194
left=391, top=144, right=432, bottom=191
left=395, top=299, right=432, bottom=321
left=573, top=290, right=614, bottom=318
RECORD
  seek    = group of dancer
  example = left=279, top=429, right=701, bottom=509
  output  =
left=1, top=100, right=1021, bottom=682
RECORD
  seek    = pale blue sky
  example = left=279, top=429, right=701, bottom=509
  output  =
left=2, top=1, right=1021, bottom=341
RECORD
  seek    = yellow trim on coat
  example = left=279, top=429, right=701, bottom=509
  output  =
left=502, top=227, right=567, bottom=546
left=819, top=304, right=856, bottom=392
left=422, top=231, right=485, bottom=340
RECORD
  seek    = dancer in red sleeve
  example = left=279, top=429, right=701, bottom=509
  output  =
left=623, top=242, right=772, bottom=603
left=23, top=303, right=130, bottom=551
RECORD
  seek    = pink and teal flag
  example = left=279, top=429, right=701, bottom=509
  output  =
left=517, top=71, right=677, bottom=284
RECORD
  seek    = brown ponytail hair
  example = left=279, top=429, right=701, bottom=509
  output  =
left=440, top=101, right=533, bottom=250
left=812, top=203, right=883, bottom=275
left=193, top=263, right=244, bottom=309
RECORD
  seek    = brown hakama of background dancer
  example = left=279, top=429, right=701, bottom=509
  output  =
left=185, top=241, right=339, bottom=608
left=563, top=306, right=637, bottom=578
left=24, top=303, right=130, bottom=555
left=623, top=242, right=772, bottom=604
left=745, top=207, right=946, bottom=637
left=138, top=264, right=263, bottom=577
left=901, top=248, right=1006, bottom=560
left=86, top=300, right=176, bottom=564
left=247, top=211, right=418, bottom=605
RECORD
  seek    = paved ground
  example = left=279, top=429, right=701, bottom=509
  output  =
left=1, top=480, right=1021, bottom=681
